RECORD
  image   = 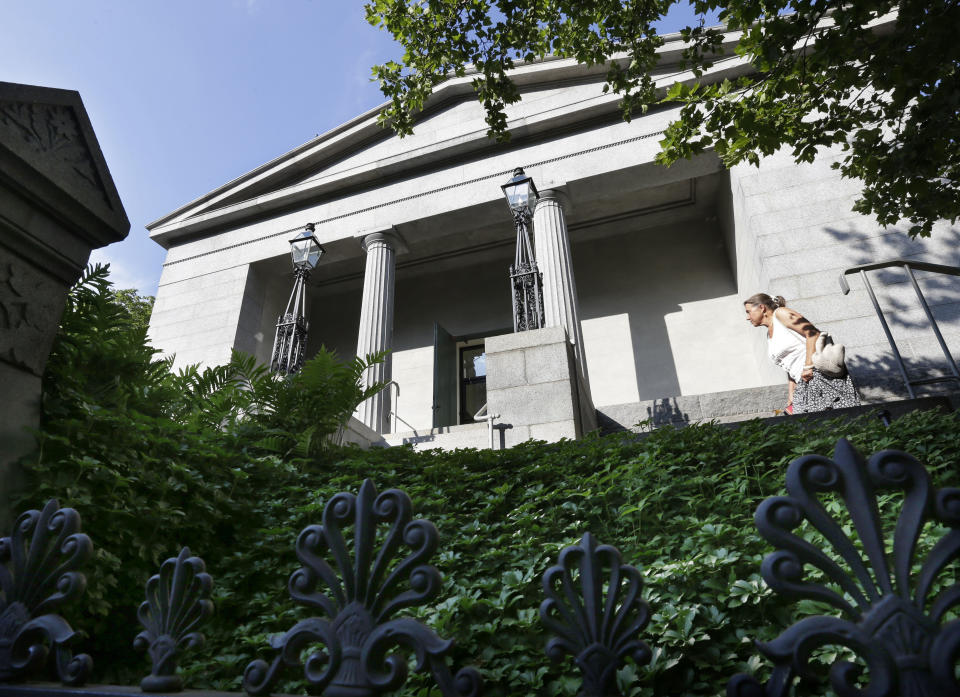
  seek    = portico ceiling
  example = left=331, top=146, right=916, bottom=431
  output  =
left=250, top=165, right=727, bottom=297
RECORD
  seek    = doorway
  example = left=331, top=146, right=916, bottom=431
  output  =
left=458, top=340, right=487, bottom=424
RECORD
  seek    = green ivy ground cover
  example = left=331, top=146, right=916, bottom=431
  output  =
left=18, top=411, right=960, bottom=697
left=12, top=265, right=960, bottom=696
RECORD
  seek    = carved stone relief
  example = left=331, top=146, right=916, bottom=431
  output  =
left=0, top=100, right=111, bottom=210
left=0, top=250, right=65, bottom=376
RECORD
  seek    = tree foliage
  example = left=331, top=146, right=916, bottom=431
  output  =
left=365, top=0, right=960, bottom=237
left=108, top=287, right=154, bottom=332
left=44, top=265, right=385, bottom=453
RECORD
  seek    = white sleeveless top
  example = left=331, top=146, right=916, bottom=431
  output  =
left=768, top=311, right=807, bottom=382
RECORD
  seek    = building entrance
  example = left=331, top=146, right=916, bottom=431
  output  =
left=459, top=342, right=487, bottom=424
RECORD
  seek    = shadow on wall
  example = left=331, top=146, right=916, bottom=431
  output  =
left=574, top=220, right=737, bottom=402
left=594, top=397, right=691, bottom=433
left=846, top=345, right=960, bottom=401
left=817, top=221, right=960, bottom=398
left=644, top=398, right=690, bottom=428
left=823, top=222, right=960, bottom=331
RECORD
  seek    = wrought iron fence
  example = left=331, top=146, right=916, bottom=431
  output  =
left=2, top=440, right=958, bottom=697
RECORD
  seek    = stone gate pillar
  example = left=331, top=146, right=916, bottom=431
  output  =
left=0, top=82, right=129, bottom=522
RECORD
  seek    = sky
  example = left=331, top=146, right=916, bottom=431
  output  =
left=2, top=1, right=713, bottom=297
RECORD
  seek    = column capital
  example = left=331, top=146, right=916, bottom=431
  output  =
left=536, top=185, right=572, bottom=213
left=357, top=226, right=408, bottom=254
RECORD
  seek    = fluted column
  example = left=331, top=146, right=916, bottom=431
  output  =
left=533, top=188, right=589, bottom=383
left=355, top=230, right=397, bottom=433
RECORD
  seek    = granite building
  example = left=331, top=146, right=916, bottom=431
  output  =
left=146, top=24, right=960, bottom=449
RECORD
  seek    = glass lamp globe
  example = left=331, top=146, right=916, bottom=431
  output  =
left=289, top=224, right=325, bottom=271
left=501, top=167, right=539, bottom=215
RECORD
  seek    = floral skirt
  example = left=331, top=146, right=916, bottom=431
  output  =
left=794, top=370, right=860, bottom=413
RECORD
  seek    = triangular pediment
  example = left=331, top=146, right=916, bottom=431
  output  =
left=148, top=66, right=620, bottom=242
left=0, top=81, right=129, bottom=244
left=148, top=27, right=751, bottom=246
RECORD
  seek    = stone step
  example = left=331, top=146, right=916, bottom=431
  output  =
left=597, top=385, right=958, bottom=434
left=379, top=389, right=957, bottom=451
left=382, top=421, right=493, bottom=451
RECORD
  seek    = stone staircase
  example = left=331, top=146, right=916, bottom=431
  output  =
left=375, top=383, right=958, bottom=451
left=381, top=421, right=493, bottom=451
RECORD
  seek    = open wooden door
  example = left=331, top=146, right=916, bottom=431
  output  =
left=432, top=322, right=457, bottom=428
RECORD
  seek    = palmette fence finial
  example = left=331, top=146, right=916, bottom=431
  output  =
left=243, top=479, right=482, bottom=697
left=728, top=438, right=960, bottom=697
left=0, top=499, right=92, bottom=686
left=133, top=547, right=213, bottom=692
left=540, top=532, right=652, bottom=697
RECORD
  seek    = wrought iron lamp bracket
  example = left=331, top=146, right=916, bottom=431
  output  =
left=728, top=438, right=960, bottom=697
left=512, top=208, right=532, bottom=231
left=509, top=207, right=545, bottom=333
left=271, top=266, right=311, bottom=375
left=0, top=500, right=93, bottom=686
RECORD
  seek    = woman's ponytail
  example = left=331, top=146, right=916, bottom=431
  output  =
left=744, top=293, right=786, bottom=312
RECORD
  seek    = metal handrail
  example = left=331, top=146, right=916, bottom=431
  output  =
left=386, top=380, right=400, bottom=434
left=840, top=258, right=960, bottom=398
left=473, top=403, right=501, bottom=450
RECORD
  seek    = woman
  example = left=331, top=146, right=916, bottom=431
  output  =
left=744, top=293, right=859, bottom=414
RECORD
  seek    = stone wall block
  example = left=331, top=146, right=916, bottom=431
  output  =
left=735, top=155, right=845, bottom=197
left=523, top=342, right=571, bottom=383
left=487, top=325, right=567, bottom=352
left=749, top=199, right=869, bottom=239
left=905, top=335, right=960, bottom=368
left=499, top=424, right=532, bottom=450
left=744, top=176, right=866, bottom=217
left=789, top=289, right=875, bottom=325
left=486, top=382, right=577, bottom=425
left=485, top=350, right=525, bottom=391
left=596, top=394, right=706, bottom=430
left=699, top=385, right=785, bottom=419
left=756, top=223, right=905, bottom=259
left=758, top=276, right=802, bottom=304
left=148, top=266, right=257, bottom=368
left=823, top=315, right=896, bottom=348
left=529, top=420, right=579, bottom=442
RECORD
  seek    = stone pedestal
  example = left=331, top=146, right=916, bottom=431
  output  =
left=0, top=81, right=129, bottom=524
left=355, top=229, right=402, bottom=433
left=486, top=326, right=595, bottom=447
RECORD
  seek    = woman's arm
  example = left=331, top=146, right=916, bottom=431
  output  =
left=775, top=307, right=820, bottom=382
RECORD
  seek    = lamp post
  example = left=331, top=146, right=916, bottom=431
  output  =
left=270, top=223, right=325, bottom=375
left=502, top=167, right=544, bottom=332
